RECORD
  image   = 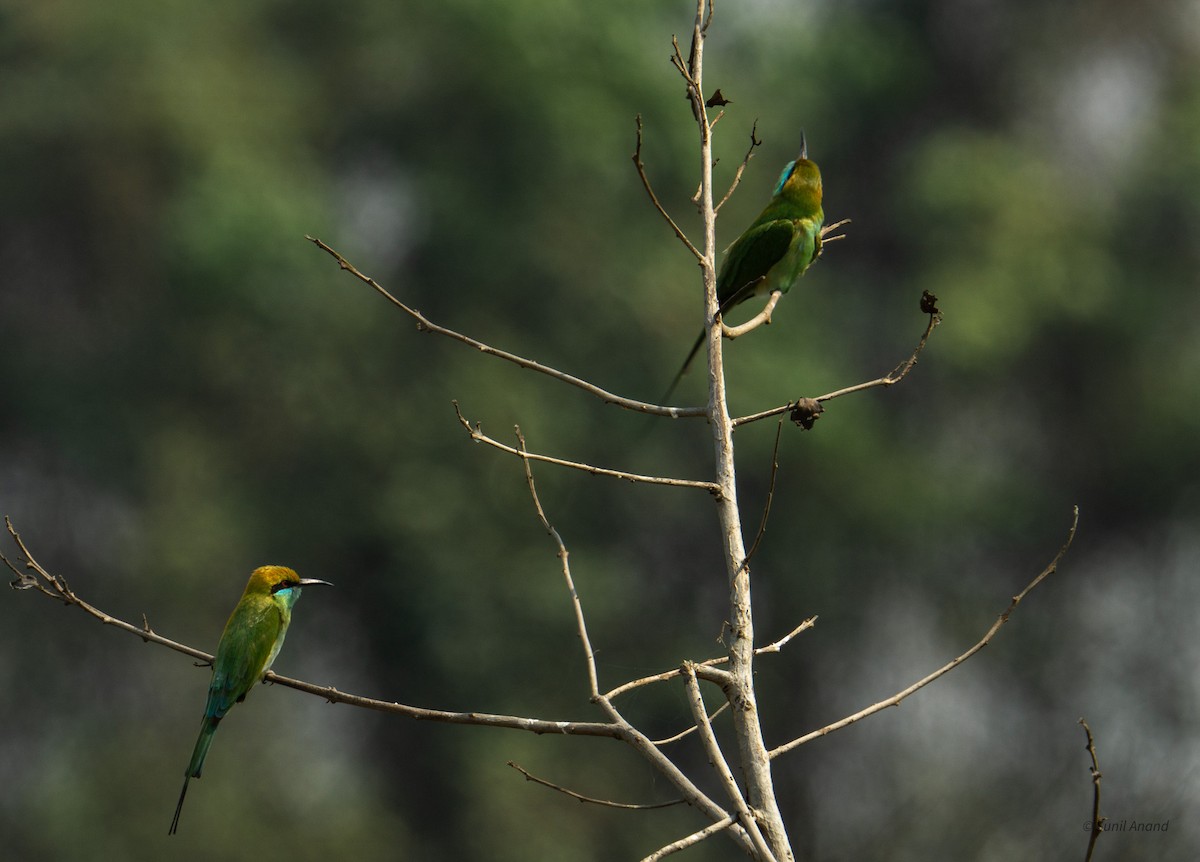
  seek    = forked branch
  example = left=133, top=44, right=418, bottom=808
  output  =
left=683, top=664, right=777, bottom=862
left=602, top=616, right=817, bottom=701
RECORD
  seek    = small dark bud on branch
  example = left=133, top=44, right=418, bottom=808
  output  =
left=789, top=398, right=824, bottom=430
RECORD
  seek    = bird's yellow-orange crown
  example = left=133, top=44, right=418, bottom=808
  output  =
left=243, top=565, right=300, bottom=595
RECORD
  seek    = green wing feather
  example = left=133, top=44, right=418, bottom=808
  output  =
left=716, top=219, right=797, bottom=311
left=206, top=599, right=285, bottom=719
left=659, top=220, right=798, bottom=401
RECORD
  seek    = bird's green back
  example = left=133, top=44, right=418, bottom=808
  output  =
left=205, top=588, right=290, bottom=719
left=715, top=156, right=824, bottom=311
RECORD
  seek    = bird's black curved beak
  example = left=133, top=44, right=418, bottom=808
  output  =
left=798, top=130, right=808, bottom=161
left=298, top=578, right=334, bottom=587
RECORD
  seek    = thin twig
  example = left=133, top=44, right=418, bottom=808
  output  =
left=455, top=403, right=720, bottom=494
left=3, top=517, right=212, bottom=664
left=740, top=418, right=784, bottom=571
left=716, top=119, right=762, bottom=212
left=507, top=761, right=685, bottom=810
left=651, top=702, right=731, bottom=746
left=306, top=236, right=706, bottom=419
left=753, top=617, right=817, bottom=655
left=720, top=291, right=782, bottom=339
left=734, top=306, right=942, bottom=427
left=770, top=507, right=1079, bottom=759
left=809, top=218, right=852, bottom=274
left=604, top=662, right=709, bottom=701
left=670, top=36, right=694, bottom=85
left=822, top=218, right=852, bottom=237
left=633, top=115, right=703, bottom=261
left=641, top=816, right=736, bottom=862
left=516, top=428, right=601, bottom=698
left=1079, top=718, right=1105, bottom=862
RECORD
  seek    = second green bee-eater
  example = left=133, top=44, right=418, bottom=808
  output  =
left=169, top=565, right=332, bottom=835
left=663, top=137, right=825, bottom=401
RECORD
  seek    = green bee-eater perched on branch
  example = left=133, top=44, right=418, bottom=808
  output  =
left=663, top=135, right=825, bottom=402
left=169, top=566, right=332, bottom=835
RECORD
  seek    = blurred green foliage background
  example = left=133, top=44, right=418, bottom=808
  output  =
left=2, top=1, right=1198, bottom=859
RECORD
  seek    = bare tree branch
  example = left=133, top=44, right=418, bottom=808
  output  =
left=720, top=290, right=783, bottom=339
left=753, top=617, right=818, bottom=655
left=4, top=516, right=211, bottom=663
left=516, top=427, right=602, bottom=699
left=769, top=507, right=1079, bottom=759
left=683, top=663, right=777, bottom=862
left=306, top=235, right=706, bottom=419
left=1079, top=717, right=1105, bottom=862
left=716, top=119, right=762, bottom=212
left=650, top=702, right=731, bottom=746
left=456, top=404, right=720, bottom=494
left=641, top=815, right=736, bottom=862
left=590, top=684, right=757, bottom=855
left=507, top=761, right=686, bottom=810
left=734, top=304, right=942, bottom=428
left=740, top=418, right=784, bottom=572
left=671, top=0, right=793, bottom=853
left=817, top=218, right=852, bottom=252
left=643, top=816, right=734, bottom=862
left=670, top=36, right=696, bottom=89
left=633, top=114, right=703, bottom=261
